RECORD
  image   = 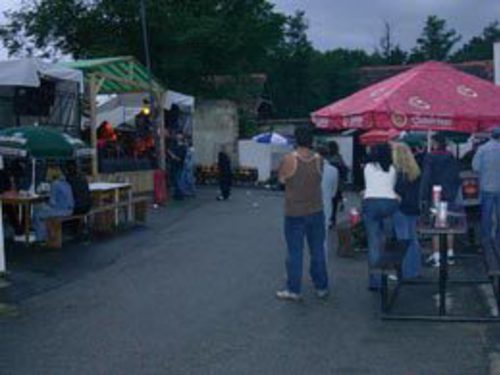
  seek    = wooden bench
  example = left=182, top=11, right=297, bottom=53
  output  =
left=45, top=197, right=150, bottom=249
left=482, top=241, right=500, bottom=311
left=371, top=239, right=409, bottom=314
left=46, top=214, right=87, bottom=249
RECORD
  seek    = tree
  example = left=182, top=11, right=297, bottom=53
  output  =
left=372, top=21, right=407, bottom=65
left=0, top=0, right=286, bottom=94
left=267, top=10, right=315, bottom=118
left=409, top=15, right=461, bottom=62
left=452, top=21, right=500, bottom=62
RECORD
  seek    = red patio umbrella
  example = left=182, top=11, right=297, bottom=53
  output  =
left=312, top=61, right=500, bottom=133
left=360, top=129, right=401, bottom=146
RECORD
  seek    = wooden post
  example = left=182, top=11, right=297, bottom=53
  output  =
left=89, top=74, right=98, bottom=176
left=157, top=91, right=167, bottom=171
left=0, top=204, right=5, bottom=274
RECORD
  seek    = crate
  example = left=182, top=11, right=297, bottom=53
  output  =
left=336, top=222, right=366, bottom=257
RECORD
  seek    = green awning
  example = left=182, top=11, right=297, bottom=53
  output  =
left=60, top=56, right=164, bottom=94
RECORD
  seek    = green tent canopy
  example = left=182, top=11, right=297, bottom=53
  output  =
left=61, top=56, right=164, bottom=94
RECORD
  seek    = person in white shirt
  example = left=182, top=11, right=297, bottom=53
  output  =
left=362, top=144, right=399, bottom=291
left=318, top=147, right=339, bottom=254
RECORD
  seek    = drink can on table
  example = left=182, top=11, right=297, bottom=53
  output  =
left=432, top=185, right=442, bottom=207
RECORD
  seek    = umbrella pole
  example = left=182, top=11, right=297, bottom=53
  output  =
left=0, top=204, right=5, bottom=274
left=30, top=158, right=36, bottom=195
left=427, top=130, right=432, bottom=152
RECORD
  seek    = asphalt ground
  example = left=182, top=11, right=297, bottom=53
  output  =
left=0, top=187, right=497, bottom=374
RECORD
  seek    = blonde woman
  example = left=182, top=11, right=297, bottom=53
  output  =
left=32, top=165, right=74, bottom=243
left=392, top=142, right=423, bottom=279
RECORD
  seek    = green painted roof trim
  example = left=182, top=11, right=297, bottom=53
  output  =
left=60, top=56, right=165, bottom=94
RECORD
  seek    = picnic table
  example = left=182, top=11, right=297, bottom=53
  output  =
left=0, top=192, right=48, bottom=244
left=417, top=209, right=468, bottom=317
left=89, top=182, right=133, bottom=228
left=380, top=206, right=500, bottom=322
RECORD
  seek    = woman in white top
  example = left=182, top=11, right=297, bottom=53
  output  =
left=362, top=144, right=399, bottom=290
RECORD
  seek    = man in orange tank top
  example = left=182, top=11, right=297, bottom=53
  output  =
left=276, top=125, right=329, bottom=301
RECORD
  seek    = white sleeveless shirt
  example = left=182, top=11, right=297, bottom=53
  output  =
left=363, top=163, right=397, bottom=199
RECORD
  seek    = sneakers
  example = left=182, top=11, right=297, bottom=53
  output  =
left=426, top=251, right=456, bottom=268
left=316, top=289, right=329, bottom=299
left=276, top=289, right=329, bottom=300
left=388, top=274, right=398, bottom=282
left=447, top=249, right=455, bottom=265
left=276, top=290, right=301, bottom=301
left=426, top=252, right=440, bottom=268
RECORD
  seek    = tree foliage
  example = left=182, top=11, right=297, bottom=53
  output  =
left=0, top=3, right=498, bottom=119
left=0, top=0, right=286, bottom=93
left=372, top=22, right=408, bottom=65
left=409, top=15, right=461, bottom=62
left=267, top=11, right=315, bottom=118
left=452, top=21, right=500, bottom=62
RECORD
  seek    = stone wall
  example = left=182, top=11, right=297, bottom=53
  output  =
left=193, top=100, right=239, bottom=166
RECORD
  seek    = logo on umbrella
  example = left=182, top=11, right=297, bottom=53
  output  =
left=408, top=96, right=431, bottom=110
left=457, top=85, right=478, bottom=98
left=370, top=86, right=388, bottom=98
left=391, top=112, right=408, bottom=128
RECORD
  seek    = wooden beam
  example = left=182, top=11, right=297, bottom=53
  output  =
left=89, top=74, right=99, bottom=176
left=157, top=91, right=167, bottom=171
left=93, top=71, right=162, bottom=93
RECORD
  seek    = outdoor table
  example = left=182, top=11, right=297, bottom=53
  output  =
left=0, top=192, right=48, bottom=244
left=381, top=206, right=500, bottom=322
left=418, top=210, right=467, bottom=316
left=89, top=182, right=133, bottom=227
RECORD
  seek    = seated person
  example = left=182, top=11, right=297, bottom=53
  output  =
left=32, top=165, right=74, bottom=243
left=63, top=161, right=92, bottom=215
left=0, top=163, right=23, bottom=236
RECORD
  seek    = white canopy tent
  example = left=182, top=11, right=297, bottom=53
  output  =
left=0, top=59, right=83, bottom=273
left=97, top=90, right=195, bottom=125
left=0, top=58, right=83, bottom=91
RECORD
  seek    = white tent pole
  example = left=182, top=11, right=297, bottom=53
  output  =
left=30, top=158, right=36, bottom=195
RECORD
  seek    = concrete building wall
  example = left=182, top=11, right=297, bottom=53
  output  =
left=193, top=100, right=239, bottom=166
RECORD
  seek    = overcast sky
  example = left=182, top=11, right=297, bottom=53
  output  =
left=0, top=0, right=499, bottom=58
left=272, top=0, right=500, bottom=51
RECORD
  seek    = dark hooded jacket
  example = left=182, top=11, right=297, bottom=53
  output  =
left=420, top=151, right=461, bottom=204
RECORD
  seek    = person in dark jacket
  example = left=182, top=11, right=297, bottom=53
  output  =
left=167, top=133, right=187, bottom=200
left=217, top=147, right=232, bottom=201
left=392, top=142, right=422, bottom=279
left=420, top=133, right=461, bottom=267
left=63, top=161, right=91, bottom=215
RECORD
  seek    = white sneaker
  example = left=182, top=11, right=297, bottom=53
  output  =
left=316, top=289, right=329, bottom=299
left=426, top=253, right=440, bottom=268
left=388, top=274, right=398, bottom=282
left=447, top=249, right=455, bottom=265
left=276, top=290, right=301, bottom=301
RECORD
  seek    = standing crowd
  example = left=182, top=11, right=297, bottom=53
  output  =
left=276, top=125, right=500, bottom=300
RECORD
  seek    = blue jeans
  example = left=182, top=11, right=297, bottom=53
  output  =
left=394, top=211, right=421, bottom=279
left=284, top=211, right=328, bottom=294
left=481, top=191, right=500, bottom=248
left=362, top=198, right=399, bottom=289
left=33, top=204, right=72, bottom=241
